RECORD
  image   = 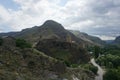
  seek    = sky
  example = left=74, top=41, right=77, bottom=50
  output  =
left=0, top=0, right=120, bottom=40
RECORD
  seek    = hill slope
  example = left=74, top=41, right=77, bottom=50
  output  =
left=0, top=36, right=94, bottom=80
left=69, top=30, right=105, bottom=46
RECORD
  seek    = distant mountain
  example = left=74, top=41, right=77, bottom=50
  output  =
left=114, top=36, right=120, bottom=44
left=0, top=20, right=105, bottom=47
left=69, top=30, right=105, bottom=46
left=105, top=40, right=114, bottom=44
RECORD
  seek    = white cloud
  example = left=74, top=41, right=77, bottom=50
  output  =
left=94, top=35, right=115, bottom=40
left=0, top=5, right=11, bottom=24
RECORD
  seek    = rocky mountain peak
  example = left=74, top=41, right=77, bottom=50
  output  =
left=41, top=20, right=65, bottom=30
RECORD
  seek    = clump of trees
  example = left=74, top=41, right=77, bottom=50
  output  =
left=94, top=45, right=120, bottom=80
left=96, top=54, right=120, bottom=68
left=87, top=46, right=101, bottom=58
left=93, top=46, right=101, bottom=58
left=16, top=39, right=32, bottom=49
left=104, top=68, right=120, bottom=80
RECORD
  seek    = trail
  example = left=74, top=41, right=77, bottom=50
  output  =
left=91, top=58, right=105, bottom=80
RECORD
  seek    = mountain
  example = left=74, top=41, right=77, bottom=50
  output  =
left=0, top=20, right=83, bottom=44
left=69, top=30, right=105, bottom=46
left=114, top=36, right=120, bottom=44
left=0, top=20, right=103, bottom=47
left=0, top=36, right=94, bottom=80
left=111, top=36, right=120, bottom=47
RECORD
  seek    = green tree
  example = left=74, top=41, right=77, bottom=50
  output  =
left=93, top=46, right=101, bottom=58
left=104, top=69, right=120, bottom=80
left=16, top=39, right=32, bottom=49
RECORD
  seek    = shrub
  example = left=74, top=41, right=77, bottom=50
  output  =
left=104, top=69, right=120, bottom=80
left=16, top=39, right=32, bottom=49
left=82, top=64, right=98, bottom=74
left=89, top=65, right=98, bottom=74
left=64, top=60, right=71, bottom=67
left=71, top=64, right=79, bottom=68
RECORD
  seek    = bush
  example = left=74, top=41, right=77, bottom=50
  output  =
left=71, top=64, right=79, bottom=68
left=64, top=61, right=71, bottom=67
left=104, top=69, right=120, bottom=80
left=82, top=64, right=98, bottom=74
left=89, top=65, right=98, bottom=74
left=16, top=39, right=32, bottom=49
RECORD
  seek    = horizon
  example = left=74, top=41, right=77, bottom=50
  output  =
left=0, top=0, right=120, bottom=40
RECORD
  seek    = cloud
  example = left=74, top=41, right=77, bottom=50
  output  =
left=0, top=0, right=120, bottom=39
left=0, top=5, right=11, bottom=24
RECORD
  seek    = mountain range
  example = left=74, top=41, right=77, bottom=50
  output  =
left=0, top=20, right=105, bottom=47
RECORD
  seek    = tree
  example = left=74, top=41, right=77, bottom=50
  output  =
left=93, top=46, right=101, bottom=58
left=104, top=69, right=120, bottom=80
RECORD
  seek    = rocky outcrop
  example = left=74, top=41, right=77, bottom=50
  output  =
left=36, top=39, right=90, bottom=64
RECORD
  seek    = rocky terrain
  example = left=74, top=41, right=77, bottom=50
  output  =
left=0, top=20, right=101, bottom=80
left=0, top=36, right=94, bottom=80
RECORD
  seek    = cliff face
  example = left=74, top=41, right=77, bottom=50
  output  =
left=36, top=39, right=90, bottom=64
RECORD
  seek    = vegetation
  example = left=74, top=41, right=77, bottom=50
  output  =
left=87, top=46, right=102, bottom=58
left=94, top=45, right=120, bottom=80
left=97, top=54, right=120, bottom=68
left=93, top=46, right=101, bottom=58
left=16, top=39, right=32, bottom=48
left=104, top=68, right=120, bottom=80
left=80, top=64, right=98, bottom=75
